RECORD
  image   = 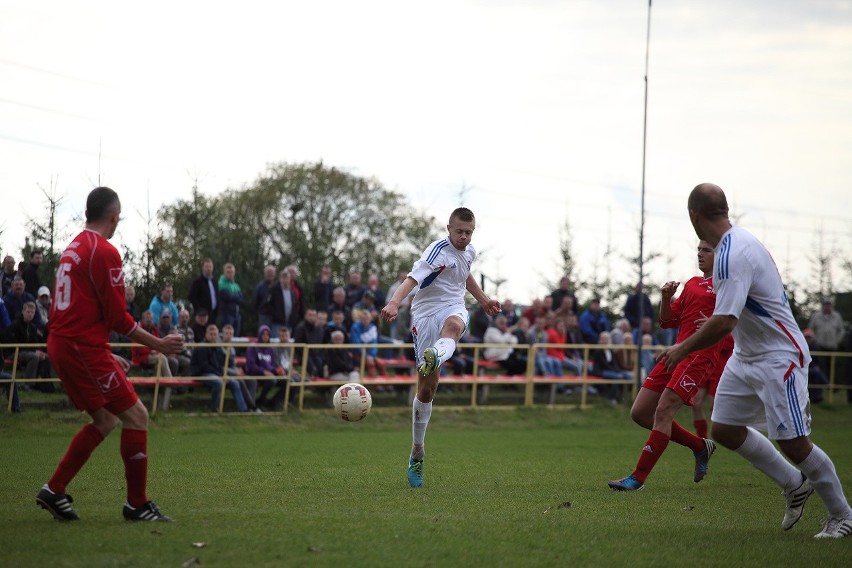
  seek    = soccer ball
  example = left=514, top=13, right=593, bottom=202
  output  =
left=333, top=383, right=372, bottom=422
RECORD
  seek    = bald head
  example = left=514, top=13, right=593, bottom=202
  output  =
left=688, top=183, right=729, bottom=220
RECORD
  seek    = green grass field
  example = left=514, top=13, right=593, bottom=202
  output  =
left=1, top=401, right=850, bottom=567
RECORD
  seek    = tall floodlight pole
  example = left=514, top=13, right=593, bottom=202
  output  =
left=637, top=0, right=652, bottom=388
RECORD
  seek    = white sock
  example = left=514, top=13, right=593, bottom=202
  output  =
left=411, top=396, right=432, bottom=460
left=735, top=427, right=801, bottom=491
left=434, top=338, right=456, bottom=366
left=798, top=444, right=852, bottom=519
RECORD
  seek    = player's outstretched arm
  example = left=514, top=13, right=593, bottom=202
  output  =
left=465, top=274, right=500, bottom=316
left=129, top=325, right=185, bottom=356
left=657, top=314, right=736, bottom=371
left=381, top=276, right=418, bottom=322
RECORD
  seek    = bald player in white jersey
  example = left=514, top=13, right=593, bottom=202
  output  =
left=658, top=183, right=852, bottom=539
left=382, top=207, right=501, bottom=488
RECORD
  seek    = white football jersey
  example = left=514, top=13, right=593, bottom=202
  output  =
left=409, top=238, right=475, bottom=315
left=713, top=226, right=810, bottom=368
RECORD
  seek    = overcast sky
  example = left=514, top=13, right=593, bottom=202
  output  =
left=2, top=0, right=851, bottom=307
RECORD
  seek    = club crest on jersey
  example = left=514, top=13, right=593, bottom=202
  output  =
left=109, top=268, right=125, bottom=287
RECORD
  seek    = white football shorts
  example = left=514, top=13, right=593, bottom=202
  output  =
left=711, top=355, right=812, bottom=440
left=410, top=303, right=469, bottom=365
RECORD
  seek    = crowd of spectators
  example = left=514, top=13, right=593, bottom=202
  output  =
left=2, top=250, right=852, bottom=412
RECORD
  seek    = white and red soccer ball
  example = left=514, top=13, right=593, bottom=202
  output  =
left=333, top=383, right=372, bottom=422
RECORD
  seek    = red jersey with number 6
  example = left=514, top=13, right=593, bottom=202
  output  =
left=49, top=229, right=138, bottom=346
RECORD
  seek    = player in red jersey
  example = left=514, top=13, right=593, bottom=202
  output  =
left=608, top=241, right=722, bottom=491
left=692, top=333, right=734, bottom=438
left=35, top=187, right=184, bottom=522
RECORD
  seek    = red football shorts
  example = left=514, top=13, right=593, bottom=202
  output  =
left=642, top=352, right=717, bottom=406
left=47, top=336, right=139, bottom=415
left=703, top=347, right=734, bottom=398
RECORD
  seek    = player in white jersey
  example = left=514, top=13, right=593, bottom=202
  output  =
left=658, top=183, right=852, bottom=539
left=381, top=207, right=501, bottom=488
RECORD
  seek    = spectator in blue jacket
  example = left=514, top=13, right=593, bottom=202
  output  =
left=579, top=298, right=610, bottom=344
left=623, top=283, right=653, bottom=329
left=350, top=310, right=386, bottom=377
left=3, top=277, right=44, bottom=329
left=148, top=284, right=179, bottom=324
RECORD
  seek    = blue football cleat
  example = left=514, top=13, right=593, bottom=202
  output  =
left=608, top=474, right=644, bottom=491
left=408, top=456, right=424, bottom=488
left=693, top=439, right=716, bottom=483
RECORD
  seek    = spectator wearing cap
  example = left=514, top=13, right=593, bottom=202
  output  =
left=365, top=273, right=386, bottom=310
left=191, top=309, right=210, bottom=343
left=157, top=310, right=176, bottom=339
left=579, top=298, right=610, bottom=345
left=36, top=286, right=51, bottom=327
left=352, top=289, right=379, bottom=321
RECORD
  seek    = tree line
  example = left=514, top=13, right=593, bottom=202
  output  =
left=8, top=160, right=851, bottom=333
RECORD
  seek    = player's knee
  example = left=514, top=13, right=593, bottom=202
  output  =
left=92, top=413, right=120, bottom=436
left=777, top=437, right=813, bottom=464
left=630, top=405, right=652, bottom=428
left=441, top=317, right=465, bottom=339
left=651, top=392, right=681, bottom=423
left=418, top=387, right=436, bottom=403
left=120, top=401, right=150, bottom=430
left=710, top=423, right=743, bottom=449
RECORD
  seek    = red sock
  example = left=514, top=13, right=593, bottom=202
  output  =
left=633, top=429, right=670, bottom=484
left=670, top=421, right=706, bottom=452
left=48, top=424, right=105, bottom=494
left=121, top=428, right=149, bottom=508
left=694, top=419, right=708, bottom=439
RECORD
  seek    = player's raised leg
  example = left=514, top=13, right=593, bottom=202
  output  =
left=409, top=314, right=465, bottom=488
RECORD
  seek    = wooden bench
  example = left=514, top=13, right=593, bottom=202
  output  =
left=438, top=372, right=635, bottom=406
left=129, top=377, right=203, bottom=411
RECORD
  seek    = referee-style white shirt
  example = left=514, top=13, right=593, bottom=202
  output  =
left=713, top=226, right=810, bottom=368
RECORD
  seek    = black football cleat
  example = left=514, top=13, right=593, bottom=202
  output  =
left=123, top=501, right=174, bottom=522
left=36, top=485, right=80, bottom=521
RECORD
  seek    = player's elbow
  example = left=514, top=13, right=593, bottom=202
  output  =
left=717, top=315, right=737, bottom=334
